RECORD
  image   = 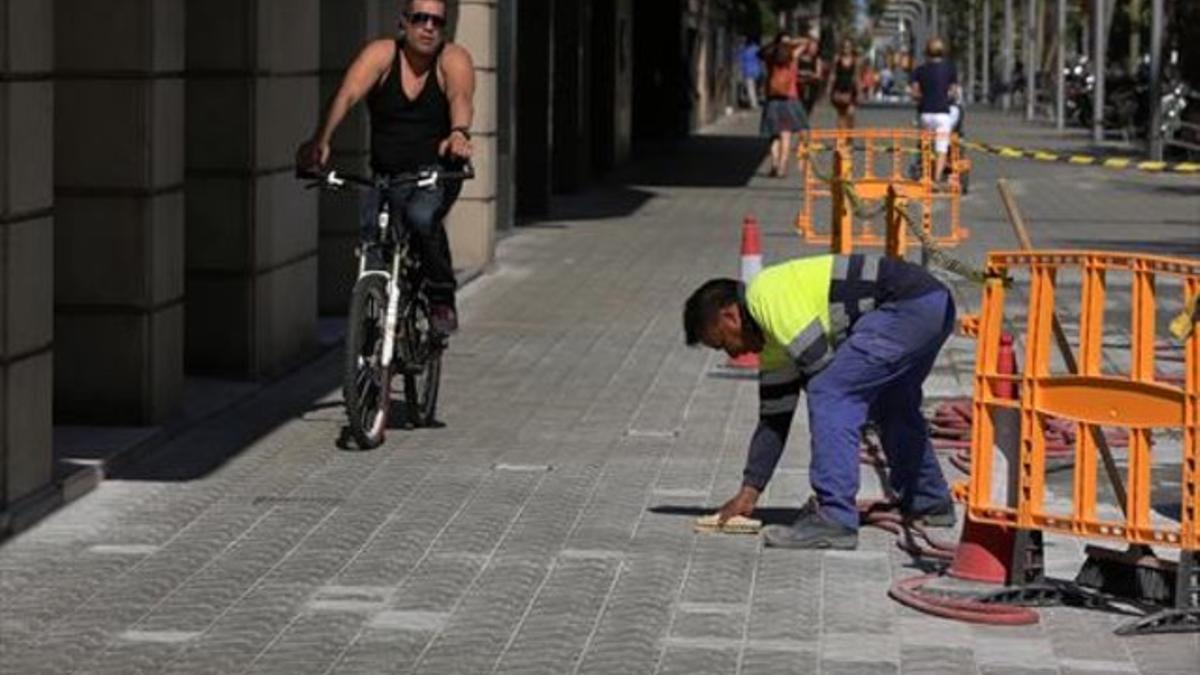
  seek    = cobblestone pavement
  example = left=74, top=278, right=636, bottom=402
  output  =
left=2, top=106, right=1198, bottom=674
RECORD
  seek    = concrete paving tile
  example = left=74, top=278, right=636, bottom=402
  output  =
left=740, top=647, right=819, bottom=675
left=1121, top=632, right=1200, bottom=674
left=493, top=558, right=622, bottom=674
left=243, top=611, right=365, bottom=675
left=821, top=632, right=900, bottom=663
left=410, top=558, right=552, bottom=674
left=262, top=548, right=350, bottom=586
left=658, top=644, right=740, bottom=675
left=76, top=641, right=185, bottom=675
left=974, top=636, right=1058, bottom=669
left=326, top=628, right=433, bottom=675
left=157, top=583, right=311, bottom=675
left=894, top=616, right=977, bottom=646
left=900, top=645, right=977, bottom=675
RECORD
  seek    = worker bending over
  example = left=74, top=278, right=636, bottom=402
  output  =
left=683, top=254, right=957, bottom=549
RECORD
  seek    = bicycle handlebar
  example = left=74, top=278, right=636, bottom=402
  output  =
left=297, top=163, right=474, bottom=191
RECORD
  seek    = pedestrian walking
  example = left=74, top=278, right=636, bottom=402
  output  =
left=830, top=39, right=859, bottom=129
left=759, top=34, right=809, bottom=178
left=683, top=254, right=957, bottom=549
left=796, top=35, right=823, bottom=118
left=737, top=36, right=763, bottom=109
left=910, top=37, right=960, bottom=186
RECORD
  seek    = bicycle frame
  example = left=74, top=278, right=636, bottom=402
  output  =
left=304, top=163, right=471, bottom=370
left=357, top=201, right=420, bottom=371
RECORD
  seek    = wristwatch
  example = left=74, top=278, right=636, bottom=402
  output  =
left=450, top=126, right=471, bottom=140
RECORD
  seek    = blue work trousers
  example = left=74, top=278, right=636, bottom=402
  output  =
left=805, top=289, right=955, bottom=530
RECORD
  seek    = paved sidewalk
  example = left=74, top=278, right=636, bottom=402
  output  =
left=2, top=107, right=1198, bottom=674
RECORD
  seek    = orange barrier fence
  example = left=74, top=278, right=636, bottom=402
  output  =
left=796, top=129, right=969, bottom=252
left=966, top=251, right=1199, bottom=552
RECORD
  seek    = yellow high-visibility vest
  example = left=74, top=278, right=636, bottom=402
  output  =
left=747, top=254, right=882, bottom=376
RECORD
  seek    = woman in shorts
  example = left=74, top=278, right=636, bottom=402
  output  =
left=760, top=34, right=809, bottom=178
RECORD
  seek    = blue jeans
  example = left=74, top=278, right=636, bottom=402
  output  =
left=805, top=289, right=956, bottom=530
left=361, top=175, right=461, bottom=308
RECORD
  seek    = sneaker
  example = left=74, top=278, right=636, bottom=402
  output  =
left=430, top=304, right=458, bottom=335
left=762, top=499, right=858, bottom=550
left=910, top=501, right=957, bottom=528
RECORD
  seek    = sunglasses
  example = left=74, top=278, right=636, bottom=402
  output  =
left=407, top=12, right=446, bottom=29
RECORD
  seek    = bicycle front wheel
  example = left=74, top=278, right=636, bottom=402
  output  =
left=344, top=275, right=392, bottom=448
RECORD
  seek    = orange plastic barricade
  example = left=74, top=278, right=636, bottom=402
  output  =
left=967, top=251, right=1199, bottom=553
left=795, top=129, right=969, bottom=252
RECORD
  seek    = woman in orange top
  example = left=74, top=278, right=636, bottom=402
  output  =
left=759, top=34, right=809, bottom=178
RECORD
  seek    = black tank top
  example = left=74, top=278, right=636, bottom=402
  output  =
left=796, top=53, right=818, bottom=80
left=367, top=39, right=451, bottom=174
left=833, top=58, right=856, bottom=92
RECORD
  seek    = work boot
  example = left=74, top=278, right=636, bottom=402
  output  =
left=430, top=304, right=458, bottom=336
left=762, top=499, right=858, bottom=550
left=910, top=501, right=957, bottom=529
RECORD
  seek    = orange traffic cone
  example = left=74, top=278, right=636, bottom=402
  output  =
left=889, top=327, right=1040, bottom=625
left=946, top=330, right=1019, bottom=584
left=729, top=215, right=762, bottom=369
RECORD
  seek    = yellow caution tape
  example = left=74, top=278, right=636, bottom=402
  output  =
left=1169, top=292, right=1199, bottom=341
left=970, top=141, right=1200, bottom=174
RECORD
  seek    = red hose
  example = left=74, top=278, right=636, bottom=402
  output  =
left=888, top=574, right=1040, bottom=625
left=858, top=499, right=958, bottom=562
left=857, top=454, right=1043, bottom=626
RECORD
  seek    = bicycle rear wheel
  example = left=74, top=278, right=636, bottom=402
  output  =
left=344, top=275, right=392, bottom=448
left=403, top=350, right=441, bottom=427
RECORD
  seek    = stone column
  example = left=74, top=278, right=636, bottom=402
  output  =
left=552, top=0, right=589, bottom=194
left=318, top=0, right=380, bottom=315
left=446, top=0, right=497, bottom=272
left=516, top=1, right=553, bottom=217
left=495, top=0, right=516, bottom=230
left=592, top=0, right=634, bottom=171
left=1, top=0, right=55, bottom=513
left=185, top=0, right=319, bottom=377
left=53, top=0, right=184, bottom=423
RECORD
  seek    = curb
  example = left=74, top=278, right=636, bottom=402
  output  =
left=967, top=141, right=1200, bottom=174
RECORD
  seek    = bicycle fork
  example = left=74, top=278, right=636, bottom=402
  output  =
left=357, top=206, right=402, bottom=370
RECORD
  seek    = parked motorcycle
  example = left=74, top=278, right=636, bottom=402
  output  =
left=1161, top=81, right=1200, bottom=159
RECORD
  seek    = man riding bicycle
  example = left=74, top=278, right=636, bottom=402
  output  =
left=297, top=0, right=474, bottom=335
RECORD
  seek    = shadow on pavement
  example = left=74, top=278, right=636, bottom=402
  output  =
left=707, top=368, right=758, bottom=381
left=543, top=185, right=657, bottom=222
left=109, top=353, right=346, bottom=481
left=649, top=504, right=802, bottom=525
left=519, top=133, right=770, bottom=225
left=623, top=134, right=769, bottom=188
left=1137, top=183, right=1200, bottom=197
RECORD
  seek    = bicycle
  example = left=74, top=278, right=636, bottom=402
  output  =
left=301, top=164, right=474, bottom=448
